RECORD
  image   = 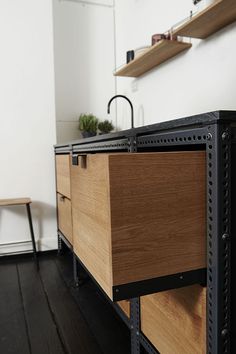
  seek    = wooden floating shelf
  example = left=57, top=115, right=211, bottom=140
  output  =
left=114, top=40, right=192, bottom=78
left=174, top=0, right=236, bottom=39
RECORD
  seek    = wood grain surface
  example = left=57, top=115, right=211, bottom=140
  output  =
left=114, top=40, right=192, bottom=77
left=0, top=198, right=31, bottom=206
left=110, top=151, right=206, bottom=286
left=141, top=285, right=206, bottom=354
left=57, top=193, right=73, bottom=245
left=174, top=0, right=236, bottom=39
left=71, top=154, right=113, bottom=298
left=56, top=154, right=71, bottom=199
left=71, top=152, right=206, bottom=299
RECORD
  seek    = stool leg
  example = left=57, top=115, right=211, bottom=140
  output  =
left=26, top=203, right=39, bottom=270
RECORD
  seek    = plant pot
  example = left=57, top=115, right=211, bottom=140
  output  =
left=99, top=132, right=110, bottom=135
left=82, top=131, right=97, bottom=138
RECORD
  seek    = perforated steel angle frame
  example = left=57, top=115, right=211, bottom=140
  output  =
left=56, top=115, right=234, bottom=354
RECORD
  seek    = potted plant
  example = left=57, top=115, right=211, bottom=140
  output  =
left=78, top=114, right=98, bottom=138
left=98, top=120, right=114, bottom=135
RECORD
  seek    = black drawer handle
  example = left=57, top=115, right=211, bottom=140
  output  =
left=72, top=154, right=87, bottom=168
left=60, top=196, right=65, bottom=202
left=72, top=155, right=79, bottom=166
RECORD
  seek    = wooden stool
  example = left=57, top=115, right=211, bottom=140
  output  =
left=0, top=198, right=39, bottom=269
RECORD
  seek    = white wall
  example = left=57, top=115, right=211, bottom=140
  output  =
left=114, top=0, right=236, bottom=130
left=0, top=0, right=57, bottom=254
left=53, top=0, right=116, bottom=143
left=1, top=1, right=233, bottom=253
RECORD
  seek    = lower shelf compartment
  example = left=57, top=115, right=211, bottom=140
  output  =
left=141, top=285, right=206, bottom=354
left=117, top=300, right=130, bottom=318
left=59, top=235, right=206, bottom=354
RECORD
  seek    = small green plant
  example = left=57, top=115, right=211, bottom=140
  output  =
left=98, top=120, right=114, bottom=134
left=78, top=114, right=98, bottom=137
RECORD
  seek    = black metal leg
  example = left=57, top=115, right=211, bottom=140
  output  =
left=206, top=124, right=231, bottom=354
left=58, top=233, right=63, bottom=255
left=26, top=203, right=39, bottom=270
left=73, top=253, right=79, bottom=287
left=130, top=298, right=141, bottom=354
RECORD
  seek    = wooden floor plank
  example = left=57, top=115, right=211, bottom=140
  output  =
left=55, top=252, right=131, bottom=354
left=0, top=262, right=30, bottom=354
left=17, top=259, right=65, bottom=354
left=39, top=256, right=102, bottom=354
left=0, top=253, right=131, bottom=354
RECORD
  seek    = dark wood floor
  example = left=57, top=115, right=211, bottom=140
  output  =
left=0, top=250, right=130, bottom=354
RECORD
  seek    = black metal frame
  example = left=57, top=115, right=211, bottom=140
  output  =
left=58, top=230, right=73, bottom=251
left=72, top=138, right=129, bottom=153
left=55, top=111, right=236, bottom=354
left=134, top=121, right=232, bottom=354
left=205, top=123, right=231, bottom=354
left=230, top=135, right=236, bottom=353
left=130, top=298, right=141, bottom=354
left=112, top=269, right=206, bottom=301
left=57, top=230, right=80, bottom=287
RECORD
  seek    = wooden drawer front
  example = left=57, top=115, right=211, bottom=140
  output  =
left=117, top=300, right=130, bottom=318
left=57, top=193, right=73, bottom=245
left=72, top=154, right=113, bottom=297
left=141, top=286, right=206, bottom=354
left=56, top=154, right=71, bottom=198
left=72, top=151, right=206, bottom=300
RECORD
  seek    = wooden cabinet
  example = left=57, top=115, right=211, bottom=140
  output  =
left=54, top=110, right=236, bottom=354
left=141, top=285, right=206, bottom=354
left=71, top=151, right=206, bottom=300
left=56, top=154, right=73, bottom=245
left=57, top=193, right=73, bottom=245
left=56, top=154, right=71, bottom=199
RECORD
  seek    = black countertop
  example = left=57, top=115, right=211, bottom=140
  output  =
left=54, top=110, right=236, bottom=151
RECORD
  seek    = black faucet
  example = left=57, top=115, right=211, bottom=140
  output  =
left=107, top=95, right=134, bottom=129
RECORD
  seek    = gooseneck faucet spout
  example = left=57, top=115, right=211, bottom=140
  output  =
left=107, top=95, right=134, bottom=129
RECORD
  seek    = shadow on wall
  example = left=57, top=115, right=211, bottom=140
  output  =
left=31, top=201, right=57, bottom=242
left=0, top=201, right=56, bottom=250
left=196, top=21, right=236, bottom=49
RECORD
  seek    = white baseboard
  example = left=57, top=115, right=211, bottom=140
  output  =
left=38, top=237, right=58, bottom=252
left=0, top=237, right=58, bottom=256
